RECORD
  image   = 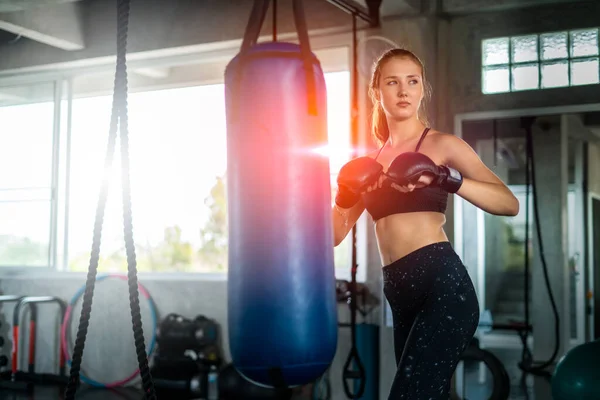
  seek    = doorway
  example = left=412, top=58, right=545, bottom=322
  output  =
left=591, top=193, right=600, bottom=339
left=453, top=109, right=598, bottom=351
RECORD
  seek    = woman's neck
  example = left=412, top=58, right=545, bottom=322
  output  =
left=386, top=117, right=426, bottom=148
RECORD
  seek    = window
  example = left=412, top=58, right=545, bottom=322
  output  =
left=0, top=56, right=352, bottom=276
left=482, top=28, right=599, bottom=93
left=65, top=70, right=352, bottom=274
left=0, top=45, right=354, bottom=277
left=0, top=82, right=57, bottom=267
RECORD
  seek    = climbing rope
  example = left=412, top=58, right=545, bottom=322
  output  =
left=64, top=0, right=156, bottom=398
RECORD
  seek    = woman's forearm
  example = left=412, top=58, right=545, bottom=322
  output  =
left=332, top=203, right=365, bottom=246
left=332, top=205, right=351, bottom=246
left=456, top=178, right=519, bottom=216
left=332, top=207, right=347, bottom=244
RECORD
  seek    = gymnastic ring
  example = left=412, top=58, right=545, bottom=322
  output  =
left=60, top=273, right=158, bottom=388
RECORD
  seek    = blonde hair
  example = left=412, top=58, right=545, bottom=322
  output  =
left=368, top=48, right=432, bottom=146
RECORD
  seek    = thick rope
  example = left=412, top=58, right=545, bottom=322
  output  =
left=116, top=0, right=156, bottom=397
left=64, top=0, right=156, bottom=398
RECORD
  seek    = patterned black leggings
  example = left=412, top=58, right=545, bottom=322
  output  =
left=383, top=241, right=480, bottom=400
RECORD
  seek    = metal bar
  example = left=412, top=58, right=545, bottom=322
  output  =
left=0, top=199, right=49, bottom=204
left=573, top=138, right=586, bottom=345
left=49, top=79, right=63, bottom=269
left=62, top=78, right=73, bottom=271
left=325, top=0, right=379, bottom=26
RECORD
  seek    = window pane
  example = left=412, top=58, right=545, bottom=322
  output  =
left=541, top=60, right=569, bottom=88
left=541, top=32, right=568, bottom=60
left=67, top=86, right=228, bottom=274
left=483, top=66, right=510, bottom=94
left=570, top=29, right=599, bottom=58
left=325, top=72, right=351, bottom=175
left=483, top=189, right=533, bottom=325
left=0, top=82, right=55, bottom=188
left=0, top=81, right=55, bottom=267
left=570, top=57, right=600, bottom=86
left=511, top=35, right=538, bottom=63
left=512, top=63, right=539, bottom=91
left=482, top=38, right=509, bottom=66
left=0, top=201, right=50, bottom=266
left=67, top=71, right=351, bottom=274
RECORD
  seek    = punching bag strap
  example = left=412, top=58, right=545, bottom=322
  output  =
left=240, top=0, right=271, bottom=53
left=292, top=0, right=317, bottom=115
left=236, top=0, right=317, bottom=116
left=229, top=0, right=270, bottom=122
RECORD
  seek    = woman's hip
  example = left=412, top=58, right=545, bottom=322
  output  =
left=382, top=241, right=476, bottom=307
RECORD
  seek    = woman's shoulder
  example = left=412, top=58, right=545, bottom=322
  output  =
left=426, top=129, right=476, bottom=164
left=427, top=128, right=452, bottom=140
left=365, top=149, right=381, bottom=159
left=426, top=129, right=465, bottom=148
left=363, top=143, right=385, bottom=159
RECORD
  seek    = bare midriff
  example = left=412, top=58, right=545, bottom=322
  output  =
left=374, top=211, right=449, bottom=266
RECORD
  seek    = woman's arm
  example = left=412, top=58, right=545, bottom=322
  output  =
left=331, top=149, right=381, bottom=246
left=442, top=134, right=519, bottom=216
left=332, top=201, right=365, bottom=246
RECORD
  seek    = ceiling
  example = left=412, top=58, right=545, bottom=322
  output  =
left=0, top=0, right=595, bottom=67
left=0, top=0, right=82, bottom=13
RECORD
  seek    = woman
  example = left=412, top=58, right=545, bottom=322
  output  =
left=332, top=48, right=519, bottom=399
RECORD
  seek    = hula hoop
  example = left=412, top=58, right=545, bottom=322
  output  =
left=60, top=273, right=158, bottom=388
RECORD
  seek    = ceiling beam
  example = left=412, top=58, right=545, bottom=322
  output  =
left=443, top=0, right=593, bottom=15
left=0, top=0, right=81, bottom=13
left=0, top=1, right=84, bottom=50
left=563, top=114, right=600, bottom=143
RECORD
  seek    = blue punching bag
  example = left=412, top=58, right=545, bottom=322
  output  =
left=224, top=0, right=338, bottom=388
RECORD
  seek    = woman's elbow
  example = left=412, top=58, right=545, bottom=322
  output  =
left=504, top=194, right=520, bottom=216
left=487, top=191, right=519, bottom=217
left=333, top=228, right=348, bottom=247
left=333, top=233, right=344, bottom=247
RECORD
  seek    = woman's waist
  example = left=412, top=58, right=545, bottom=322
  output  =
left=375, top=213, right=448, bottom=265
left=381, top=240, right=468, bottom=299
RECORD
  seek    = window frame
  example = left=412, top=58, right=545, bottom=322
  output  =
left=0, top=79, right=63, bottom=270
left=0, top=31, right=368, bottom=283
left=481, top=27, right=600, bottom=94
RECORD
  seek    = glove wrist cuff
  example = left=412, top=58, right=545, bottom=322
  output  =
left=440, top=166, right=463, bottom=193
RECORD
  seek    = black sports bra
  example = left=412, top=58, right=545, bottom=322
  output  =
left=361, top=128, right=448, bottom=222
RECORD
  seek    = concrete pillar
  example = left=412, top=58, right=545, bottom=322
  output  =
left=477, top=139, right=510, bottom=316
left=588, top=142, right=600, bottom=195
left=587, top=142, right=600, bottom=341
left=530, top=119, right=571, bottom=365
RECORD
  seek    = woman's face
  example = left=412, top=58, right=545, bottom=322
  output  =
left=377, top=56, right=424, bottom=122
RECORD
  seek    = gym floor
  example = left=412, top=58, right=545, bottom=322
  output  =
left=0, top=386, right=145, bottom=400
left=0, top=348, right=553, bottom=400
